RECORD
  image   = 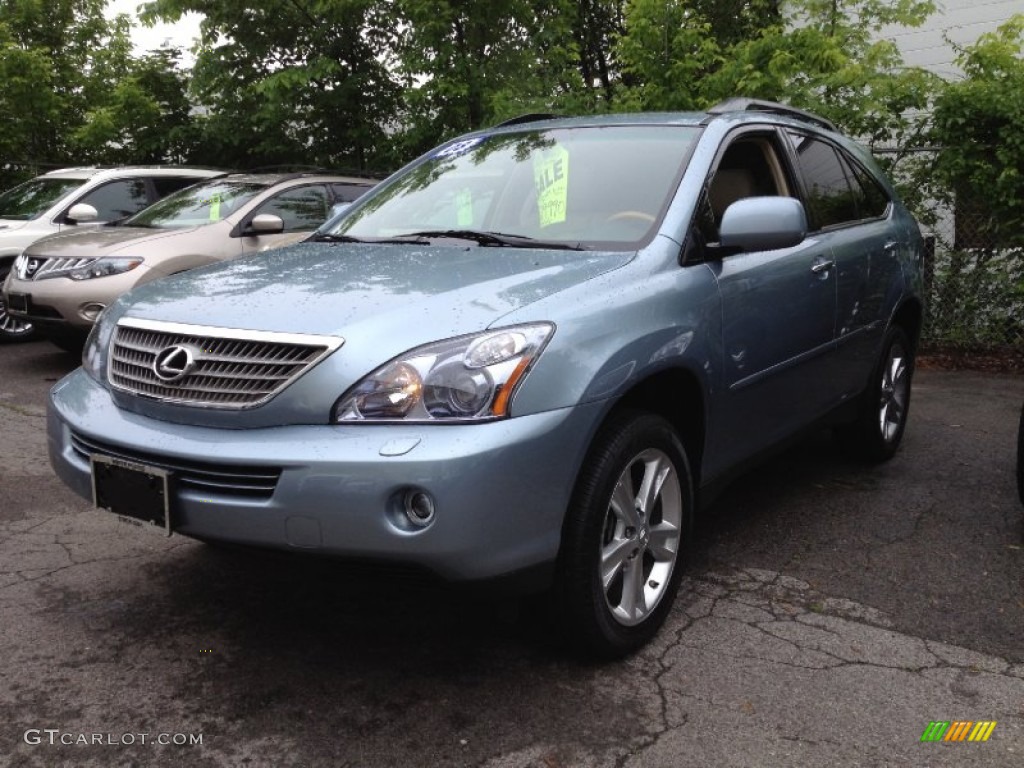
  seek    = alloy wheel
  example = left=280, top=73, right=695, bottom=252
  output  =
left=600, top=448, right=683, bottom=627
left=879, top=340, right=909, bottom=443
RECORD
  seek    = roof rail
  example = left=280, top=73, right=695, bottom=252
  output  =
left=243, top=165, right=382, bottom=180
left=707, top=98, right=837, bottom=132
left=493, top=113, right=560, bottom=128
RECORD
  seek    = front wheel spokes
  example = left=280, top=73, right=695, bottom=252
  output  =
left=601, top=448, right=684, bottom=627
left=601, top=537, right=634, bottom=590
left=617, top=553, right=647, bottom=622
left=646, top=522, right=680, bottom=562
left=879, top=347, right=907, bottom=441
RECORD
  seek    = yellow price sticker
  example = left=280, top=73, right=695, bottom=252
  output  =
left=533, top=146, right=569, bottom=228
left=209, top=193, right=221, bottom=221
left=456, top=188, right=473, bottom=227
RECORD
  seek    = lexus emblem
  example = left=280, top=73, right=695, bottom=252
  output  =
left=153, top=344, right=197, bottom=382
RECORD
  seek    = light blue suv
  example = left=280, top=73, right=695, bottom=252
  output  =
left=47, top=100, right=923, bottom=656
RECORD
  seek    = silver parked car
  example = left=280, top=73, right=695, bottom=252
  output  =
left=4, top=172, right=376, bottom=350
left=0, top=166, right=224, bottom=341
left=48, top=101, right=923, bottom=656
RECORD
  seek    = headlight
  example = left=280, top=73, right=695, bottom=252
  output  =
left=12, top=252, right=28, bottom=279
left=81, top=321, right=105, bottom=381
left=332, top=323, right=554, bottom=422
left=67, top=257, right=143, bottom=281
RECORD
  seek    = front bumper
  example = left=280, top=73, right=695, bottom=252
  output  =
left=5, top=270, right=148, bottom=330
left=48, top=369, right=599, bottom=582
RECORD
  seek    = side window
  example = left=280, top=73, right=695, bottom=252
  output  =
left=700, top=135, right=789, bottom=243
left=77, top=179, right=150, bottom=221
left=330, top=183, right=372, bottom=203
left=152, top=176, right=205, bottom=199
left=787, top=132, right=860, bottom=229
left=846, top=160, right=890, bottom=219
left=253, top=185, right=330, bottom=232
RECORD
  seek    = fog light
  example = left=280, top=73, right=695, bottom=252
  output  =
left=403, top=490, right=436, bottom=527
left=80, top=302, right=106, bottom=322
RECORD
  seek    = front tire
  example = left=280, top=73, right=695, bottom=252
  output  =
left=838, top=324, right=915, bottom=462
left=554, top=411, right=692, bottom=658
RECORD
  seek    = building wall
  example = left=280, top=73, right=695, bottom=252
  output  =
left=881, top=0, right=1024, bottom=78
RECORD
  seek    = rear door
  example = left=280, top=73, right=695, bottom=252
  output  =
left=784, top=130, right=898, bottom=397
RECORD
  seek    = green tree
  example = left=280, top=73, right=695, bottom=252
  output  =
left=142, top=0, right=403, bottom=173
left=616, top=0, right=939, bottom=154
left=393, top=0, right=585, bottom=154
left=72, top=45, right=196, bottom=164
left=922, top=16, right=1024, bottom=347
left=930, top=15, right=1024, bottom=248
left=0, top=0, right=111, bottom=177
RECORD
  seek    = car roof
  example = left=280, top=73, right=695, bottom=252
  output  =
left=484, top=99, right=839, bottom=137
left=213, top=172, right=379, bottom=187
left=40, top=166, right=224, bottom=182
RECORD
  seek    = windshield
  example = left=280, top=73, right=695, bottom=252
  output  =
left=333, top=125, right=701, bottom=249
left=124, top=180, right=266, bottom=229
left=0, top=177, right=87, bottom=221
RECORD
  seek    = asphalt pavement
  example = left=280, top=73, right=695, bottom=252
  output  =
left=1, top=339, right=1022, bottom=767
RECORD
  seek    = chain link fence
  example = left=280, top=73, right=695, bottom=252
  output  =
left=917, top=205, right=1024, bottom=354
left=879, top=145, right=1023, bottom=356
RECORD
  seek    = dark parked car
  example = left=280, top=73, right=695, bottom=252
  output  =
left=48, top=100, right=923, bottom=656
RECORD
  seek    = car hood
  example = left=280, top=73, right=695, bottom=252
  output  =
left=120, top=241, right=633, bottom=341
left=0, top=218, right=28, bottom=232
left=26, top=225, right=201, bottom=255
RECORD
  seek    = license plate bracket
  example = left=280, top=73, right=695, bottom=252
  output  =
left=91, top=454, right=173, bottom=536
left=7, top=293, right=29, bottom=314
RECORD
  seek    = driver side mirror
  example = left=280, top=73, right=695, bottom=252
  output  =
left=66, top=203, right=99, bottom=224
left=246, top=214, right=285, bottom=235
left=719, top=197, right=807, bottom=252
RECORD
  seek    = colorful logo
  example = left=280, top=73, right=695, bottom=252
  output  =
left=920, top=721, right=997, bottom=742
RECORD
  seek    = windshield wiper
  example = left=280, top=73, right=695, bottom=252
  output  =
left=309, top=232, right=431, bottom=245
left=404, top=229, right=585, bottom=251
left=309, top=232, right=366, bottom=243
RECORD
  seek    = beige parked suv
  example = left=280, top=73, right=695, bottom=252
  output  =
left=0, top=166, right=224, bottom=342
left=3, top=172, right=376, bottom=350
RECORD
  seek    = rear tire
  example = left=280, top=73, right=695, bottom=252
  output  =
left=553, top=410, right=692, bottom=658
left=837, top=325, right=915, bottom=462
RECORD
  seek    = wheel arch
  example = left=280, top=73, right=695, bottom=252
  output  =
left=585, top=366, right=707, bottom=491
left=891, top=297, right=923, bottom=352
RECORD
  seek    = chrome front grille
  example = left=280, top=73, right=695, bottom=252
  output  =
left=108, top=317, right=343, bottom=408
left=71, top=431, right=281, bottom=499
left=15, top=254, right=95, bottom=280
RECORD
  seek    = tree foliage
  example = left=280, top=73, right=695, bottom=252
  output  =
left=0, top=0, right=110, bottom=167
left=0, top=0, right=1019, bottom=213
left=929, top=15, right=1024, bottom=248
left=142, top=0, right=404, bottom=173
left=0, top=0, right=196, bottom=187
left=617, top=0, right=938, bottom=148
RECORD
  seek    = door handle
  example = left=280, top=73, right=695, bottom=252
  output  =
left=811, top=258, right=835, bottom=274
left=883, top=240, right=898, bottom=254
